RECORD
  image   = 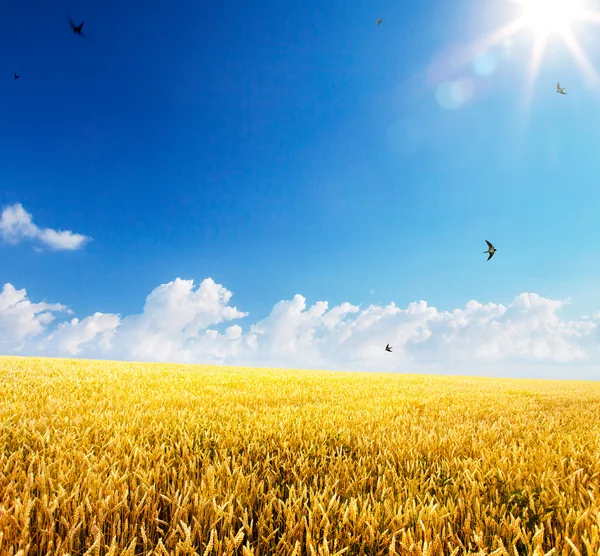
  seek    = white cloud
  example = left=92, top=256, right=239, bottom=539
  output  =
left=43, top=313, right=121, bottom=356
left=0, top=203, right=90, bottom=251
left=107, top=278, right=248, bottom=363
left=0, top=283, right=70, bottom=351
left=0, top=277, right=599, bottom=380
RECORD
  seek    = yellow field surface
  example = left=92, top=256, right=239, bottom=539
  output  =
left=1, top=356, right=599, bottom=556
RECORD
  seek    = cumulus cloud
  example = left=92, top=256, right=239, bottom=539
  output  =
left=0, top=277, right=599, bottom=379
left=0, top=283, right=70, bottom=351
left=0, top=203, right=91, bottom=251
left=43, top=313, right=121, bottom=357
left=107, top=278, right=249, bottom=363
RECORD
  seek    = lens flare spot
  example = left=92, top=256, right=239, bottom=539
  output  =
left=436, top=79, right=475, bottom=110
left=473, top=50, right=498, bottom=76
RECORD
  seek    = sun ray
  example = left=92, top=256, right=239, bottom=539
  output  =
left=418, top=0, right=600, bottom=117
left=482, top=0, right=600, bottom=107
left=523, top=33, right=549, bottom=113
left=560, top=26, right=600, bottom=88
left=426, top=18, right=527, bottom=87
left=572, top=8, right=600, bottom=24
left=472, top=18, right=527, bottom=53
left=513, top=32, right=549, bottom=150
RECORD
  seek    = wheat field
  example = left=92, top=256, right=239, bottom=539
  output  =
left=1, top=356, right=599, bottom=556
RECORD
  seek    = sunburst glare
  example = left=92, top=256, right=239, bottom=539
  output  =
left=507, top=0, right=600, bottom=96
left=519, top=0, right=585, bottom=38
left=436, top=0, right=600, bottom=113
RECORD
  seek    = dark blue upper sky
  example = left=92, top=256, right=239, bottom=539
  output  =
left=3, top=0, right=600, bottom=324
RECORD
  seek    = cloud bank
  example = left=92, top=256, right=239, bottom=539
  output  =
left=0, top=203, right=91, bottom=251
left=1, top=277, right=599, bottom=380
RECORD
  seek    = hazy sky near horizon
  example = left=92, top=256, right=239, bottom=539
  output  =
left=2, top=0, right=600, bottom=379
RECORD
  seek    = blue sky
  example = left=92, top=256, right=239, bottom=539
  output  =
left=2, top=0, right=600, bottom=376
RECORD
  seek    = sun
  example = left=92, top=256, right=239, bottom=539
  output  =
left=519, top=0, right=585, bottom=37
left=510, top=0, right=600, bottom=110
left=431, top=0, right=600, bottom=114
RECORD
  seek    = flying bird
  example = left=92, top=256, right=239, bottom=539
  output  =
left=557, top=82, right=566, bottom=95
left=483, top=240, right=496, bottom=261
left=385, top=344, right=392, bottom=352
left=377, top=19, right=383, bottom=25
left=68, top=17, right=86, bottom=38
left=14, top=73, right=19, bottom=80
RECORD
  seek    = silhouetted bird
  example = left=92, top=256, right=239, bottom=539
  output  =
left=377, top=19, right=383, bottom=25
left=385, top=344, right=392, bottom=352
left=14, top=73, right=19, bottom=80
left=483, top=240, right=496, bottom=261
left=557, top=82, right=566, bottom=95
left=68, top=18, right=86, bottom=38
